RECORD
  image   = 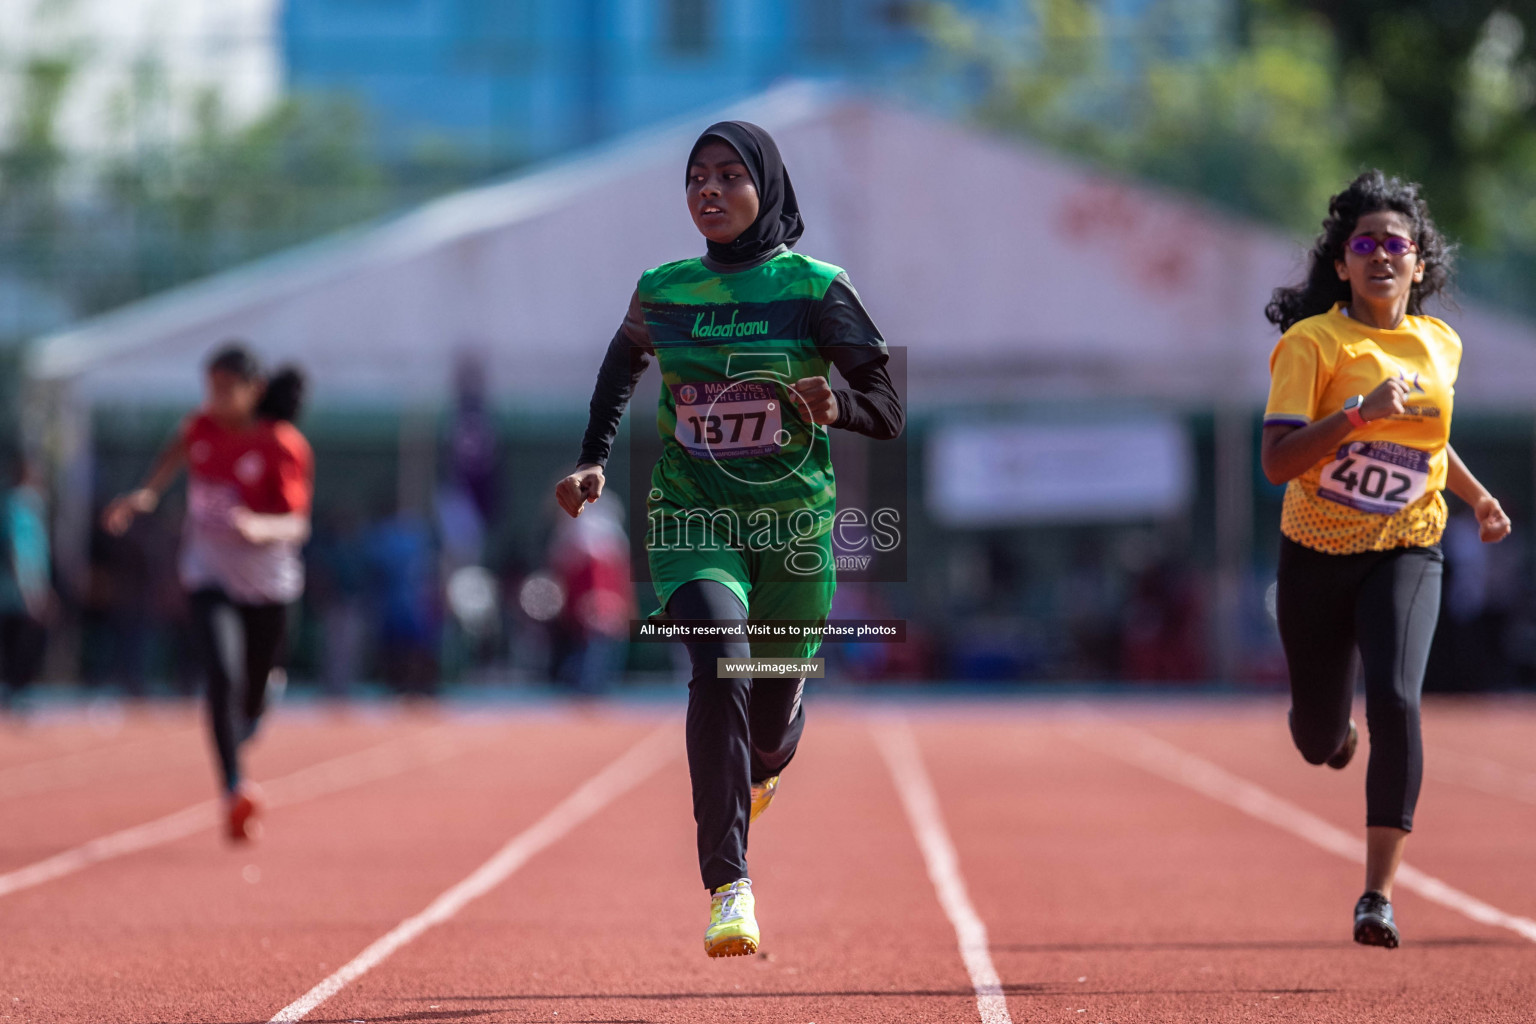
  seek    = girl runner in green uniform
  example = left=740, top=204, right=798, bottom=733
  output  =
left=556, top=121, right=904, bottom=957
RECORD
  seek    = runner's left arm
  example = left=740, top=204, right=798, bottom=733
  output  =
left=232, top=429, right=314, bottom=545
left=1446, top=444, right=1512, bottom=542
left=809, top=273, right=905, bottom=440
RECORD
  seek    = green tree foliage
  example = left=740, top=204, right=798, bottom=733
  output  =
left=0, top=49, right=77, bottom=302
left=922, top=0, right=1350, bottom=231
left=0, top=35, right=81, bottom=444
left=0, top=21, right=502, bottom=334
left=928, top=0, right=1536, bottom=316
left=95, top=67, right=391, bottom=310
left=1284, top=1, right=1536, bottom=312
left=1284, top=1, right=1533, bottom=239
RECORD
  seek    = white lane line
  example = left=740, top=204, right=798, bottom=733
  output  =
left=0, top=731, right=202, bottom=801
left=267, top=724, right=677, bottom=1024
left=0, top=725, right=472, bottom=898
left=1427, top=749, right=1536, bottom=807
left=1073, top=723, right=1536, bottom=944
left=873, top=720, right=1013, bottom=1024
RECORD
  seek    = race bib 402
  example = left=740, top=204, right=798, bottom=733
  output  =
left=1317, top=441, right=1431, bottom=515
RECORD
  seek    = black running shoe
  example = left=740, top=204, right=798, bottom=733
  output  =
left=1353, top=890, right=1399, bottom=948
left=1327, top=719, right=1359, bottom=770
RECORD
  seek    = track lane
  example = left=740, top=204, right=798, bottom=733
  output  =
left=0, top=712, right=660, bottom=1024
left=913, top=709, right=1536, bottom=1023
left=0, top=711, right=457, bottom=873
left=314, top=712, right=989, bottom=1024
left=1131, top=699, right=1536, bottom=923
left=0, top=706, right=197, bottom=774
left=7, top=699, right=1535, bottom=1024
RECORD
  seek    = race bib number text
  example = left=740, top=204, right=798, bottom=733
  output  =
left=1317, top=441, right=1431, bottom=515
left=672, top=380, right=783, bottom=459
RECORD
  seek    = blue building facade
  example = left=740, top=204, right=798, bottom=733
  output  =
left=280, top=0, right=1223, bottom=167
left=280, top=0, right=1016, bottom=164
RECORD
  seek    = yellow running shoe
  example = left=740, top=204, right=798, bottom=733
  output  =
left=749, top=775, right=780, bottom=823
left=704, top=878, right=759, bottom=958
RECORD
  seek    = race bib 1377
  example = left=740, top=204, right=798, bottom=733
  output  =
left=672, top=380, right=784, bottom=459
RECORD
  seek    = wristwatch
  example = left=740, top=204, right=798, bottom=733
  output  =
left=1342, top=394, right=1369, bottom=429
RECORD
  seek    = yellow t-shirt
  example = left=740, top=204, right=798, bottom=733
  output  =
left=1264, top=302, right=1460, bottom=555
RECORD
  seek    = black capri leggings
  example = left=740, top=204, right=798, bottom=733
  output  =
left=189, top=588, right=290, bottom=794
left=668, top=579, right=807, bottom=891
left=1276, top=536, right=1443, bottom=831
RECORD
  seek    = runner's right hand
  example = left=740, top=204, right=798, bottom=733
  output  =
left=1360, top=378, right=1409, bottom=422
left=102, top=489, right=158, bottom=536
left=555, top=465, right=605, bottom=518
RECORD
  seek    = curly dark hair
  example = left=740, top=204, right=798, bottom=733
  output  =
left=256, top=365, right=307, bottom=423
left=1265, top=170, right=1455, bottom=332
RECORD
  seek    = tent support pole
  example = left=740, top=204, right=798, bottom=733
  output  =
left=397, top=405, right=437, bottom=519
left=1213, top=402, right=1252, bottom=684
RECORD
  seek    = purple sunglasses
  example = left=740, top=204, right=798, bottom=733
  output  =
left=1347, top=234, right=1417, bottom=257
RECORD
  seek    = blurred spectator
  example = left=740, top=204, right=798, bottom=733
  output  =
left=1428, top=510, right=1514, bottom=691
left=435, top=482, right=486, bottom=569
left=83, top=515, right=146, bottom=693
left=308, top=506, right=371, bottom=696
left=827, top=584, right=934, bottom=681
left=433, top=354, right=505, bottom=681
left=1120, top=560, right=1208, bottom=681
left=365, top=508, right=441, bottom=694
left=446, top=352, right=500, bottom=527
left=547, top=499, right=633, bottom=694
left=82, top=502, right=188, bottom=695
left=1058, top=538, right=1122, bottom=680
left=1445, top=510, right=1492, bottom=620
left=1, top=453, right=51, bottom=706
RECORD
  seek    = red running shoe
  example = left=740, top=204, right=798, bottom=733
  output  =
left=226, top=784, right=264, bottom=843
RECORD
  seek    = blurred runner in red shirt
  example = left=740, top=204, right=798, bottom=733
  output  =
left=105, top=344, right=312, bottom=842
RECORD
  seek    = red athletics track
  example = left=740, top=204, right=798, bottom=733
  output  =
left=1, top=697, right=1534, bottom=1023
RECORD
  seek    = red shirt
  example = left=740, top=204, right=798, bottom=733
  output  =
left=184, top=413, right=313, bottom=515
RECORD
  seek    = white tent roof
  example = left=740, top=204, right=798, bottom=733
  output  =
left=29, top=81, right=1536, bottom=411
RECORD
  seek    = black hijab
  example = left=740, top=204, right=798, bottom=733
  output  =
left=687, top=120, right=804, bottom=264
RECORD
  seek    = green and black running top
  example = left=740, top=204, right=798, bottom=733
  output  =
left=577, top=243, right=903, bottom=541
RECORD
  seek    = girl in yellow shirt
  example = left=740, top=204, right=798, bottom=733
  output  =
left=1261, top=170, right=1511, bottom=948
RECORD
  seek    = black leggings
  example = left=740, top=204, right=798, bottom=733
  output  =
left=669, top=579, right=807, bottom=891
left=1276, top=536, right=1443, bottom=831
left=189, top=589, right=289, bottom=794
left=1, top=613, right=46, bottom=698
